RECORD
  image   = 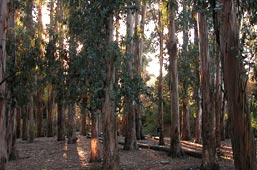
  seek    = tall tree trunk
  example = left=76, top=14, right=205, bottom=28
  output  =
left=67, top=103, right=77, bottom=144
left=102, top=13, right=120, bottom=170
left=167, top=0, right=183, bottom=157
left=124, top=9, right=138, bottom=151
left=22, top=106, right=28, bottom=140
left=28, top=96, right=34, bottom=143
left=36, top=0, right=44, bottom=138
left=6, top=0, right=17, bottom=160
left=197, top=10, right=219, bottom=170
left=0, top=0, right=9, bottom=168
left=134, top=0, right=145, bottom=141
left=221, top=1, right=257, bottom=169
left=180, top=0, right=191, bottom=142
left=211, top=0, right=222, bottom=148
left=157, top=2, right=165, bottom=146
left=90, top=111, right=101, bottom=162
left=57, top=101, right=65, bottom=141
left=192, top=1, right=201, bottom=143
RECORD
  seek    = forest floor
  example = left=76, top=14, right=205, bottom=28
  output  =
left=7, top=134, right=235, bottom=170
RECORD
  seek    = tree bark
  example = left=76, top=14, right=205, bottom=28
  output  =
left=90, top=111, right=101, bottom=162
left=157, top=3, right=165, bottom=146
left=67, top=103, right=77, bottom=144
left=47, top=86, right=54, bottom=137
left=0, top=0, right=9, bottom=168
left=36, top=91, right=43, bottom=137
left=197, top=10, right=219, bottom=170
left=57, top=101, right=65, bottom=141
left=221, top=1, right=257, bottom=169
left=22, top=106, right=28, bottom=140
left=16, top=108, right=21, bottom=139
left=167, top=0, right=183, bottom=157
left=28, top=96, right=34, bottom=143
left=123, top=9, right=138, bottom=151
left=102, top=12, right=120, bottom=170
left=80, top=100, right=87, bottom=136
left=181, top=98, right=191, bottom=140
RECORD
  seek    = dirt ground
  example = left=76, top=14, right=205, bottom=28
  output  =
left=7, top=135, right=235, bottom=170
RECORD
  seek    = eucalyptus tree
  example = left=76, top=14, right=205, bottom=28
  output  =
left=179, top=0, right=191, bottom=141
left=167, top=0, right=183, bottom=157
left=157, top=0, right=166, bottom=145
left=221, top=0, right=257, bottom=169
left=197, top=1, right=219, bottom=169
left=0, top=0, right=10, bottom=168
left=123, top=3, right=138, bottom=150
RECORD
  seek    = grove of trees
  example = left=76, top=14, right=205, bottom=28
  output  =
left=0, top=0, right=257, bottom=170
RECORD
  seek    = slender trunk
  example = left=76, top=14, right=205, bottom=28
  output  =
left=36, top=91, right=43, bottom=137
left=221, top=1, right=257, bottom=169
left=90, top=111, right=101, bottom=162
left=47, top=87, right=54, bottom=137
left=197, top=11, right=219, bottom=170
left=16, top=108, right=21, bottom=139
left=80, top=105, right=87, bottom=136
left=134, top=0, right=145, bottom=141
left=181, top=98, right=191, bottom=140
left=192, top=5, right=201, bottom=143
left=167, top=0, right=183, bottom=157
left=22, top=106, right=28, bottom=140
left=124, top=9, right=138, bottom=150
left=194, top=89, right=202, bottom=143
left=57, top=101, right=65, bottom=141
left=220, top=97, right=226, bottom=140
left=102, top=13, right=120, bottom=170
left=6, top=107, right=17, bottom=160
left=157, top=4, right=165, bottom=146
left=28, top=96, right=34, bottom=143
left=215, top=45, right=221, bottom=148
left=67, top=103, right=77, bottom=144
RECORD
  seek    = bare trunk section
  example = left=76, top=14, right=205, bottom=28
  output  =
left=28, top=96, right=34, bottom=143
left=80, top=106, right=87, bottom=136
left=124, top=9, right=138, bottom=151
left=221, top=1, right=257, bottom=169
left=181, top=98, right=191, bottom=140
left=47, top=87, right=54, bottom=137
left=157, top=3, right=164, bottom=146
left=36, top=1, right=44, bottom=138
left=167, top=0, right=183, bottom=157
left=67, top=103, right=77, bottom=144
left=102, top=13, right=120, bottom=170
left=134, top=0, right=145, bottom=141
left=90, top=111, right=101, bottom=162
left=57, top=101, right=65, bottom=141
left=22, top=106, right=28, bottom=140
left=16, top=108, right=21, bottom=139
left=36, top=91, right=43, bottom=137
left=0, top=0, right=8, bottom=168
left=197, top=11, right=219, bottom=170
